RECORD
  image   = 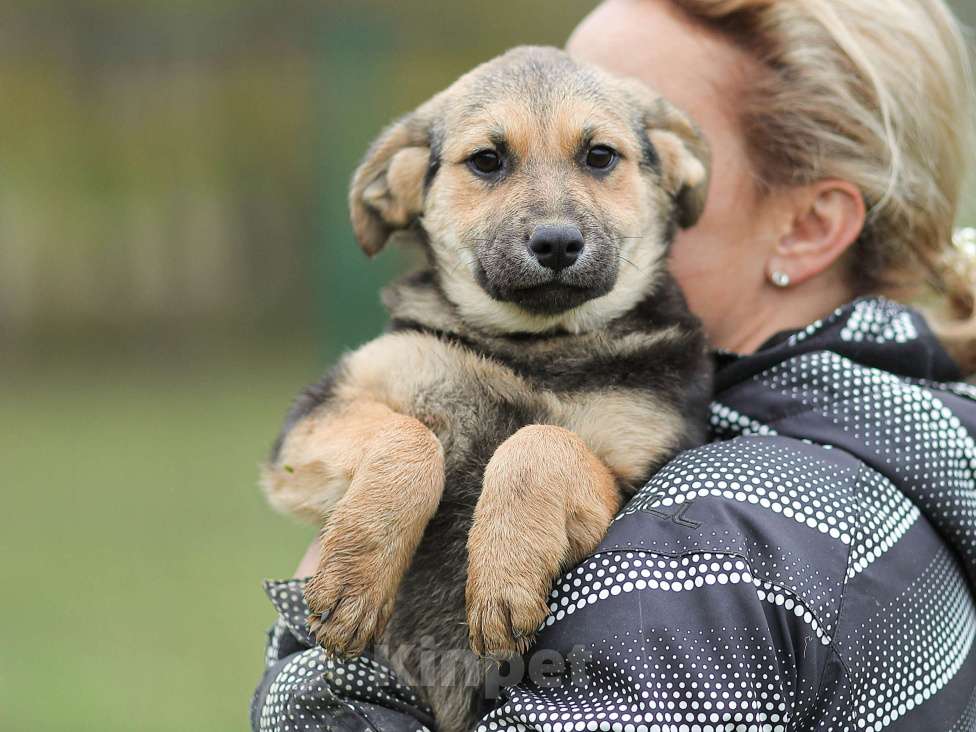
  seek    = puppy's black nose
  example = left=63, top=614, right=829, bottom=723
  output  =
left=528, top=225, right=584, bottom=271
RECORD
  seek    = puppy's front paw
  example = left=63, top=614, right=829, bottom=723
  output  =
left=466, top=581, right=550, bottom=658
left=304, top=535, right=396, bottom=658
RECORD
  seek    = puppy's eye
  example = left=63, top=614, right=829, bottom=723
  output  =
left=585, top=145, right=617, bottom=171
left=468, top=150, right=502, bottom=176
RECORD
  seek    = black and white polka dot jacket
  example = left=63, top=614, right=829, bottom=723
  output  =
left=252, top=297, right=976, bottom=732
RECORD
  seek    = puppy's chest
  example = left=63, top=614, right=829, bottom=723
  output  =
left=344, top=330, right=683, bottom=483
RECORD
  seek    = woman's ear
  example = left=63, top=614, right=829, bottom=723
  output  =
left=643, top=97, right=712, bottom=228
left=348, top=106, right=436, bottom=256
left=768, top=180, right=866, bottom=286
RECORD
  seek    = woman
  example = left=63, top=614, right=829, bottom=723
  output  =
left=252, top=1, right=976, bottom=729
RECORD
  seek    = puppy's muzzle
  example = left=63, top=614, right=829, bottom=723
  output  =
left=528, top=225, right=584, bottom=272
left=474, top=220, right=618, bottom=315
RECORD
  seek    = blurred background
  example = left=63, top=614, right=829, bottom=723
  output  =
left=0, top=1, right=974, bottom=730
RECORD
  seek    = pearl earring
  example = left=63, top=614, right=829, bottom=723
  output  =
left=769, top=270, right=791, bottom=288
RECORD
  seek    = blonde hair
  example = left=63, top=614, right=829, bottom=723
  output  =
left=672, top=0, right=976, bottom=374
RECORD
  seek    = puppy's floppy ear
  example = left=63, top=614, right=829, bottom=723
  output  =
left=644, top=97, right=711, bottom=229
left=349, top=105, right=436, bottom=256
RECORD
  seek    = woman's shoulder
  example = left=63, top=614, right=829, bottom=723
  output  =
left=606, top=435, right=863, bottom=574
left=591, top=434, right=919, bottom=642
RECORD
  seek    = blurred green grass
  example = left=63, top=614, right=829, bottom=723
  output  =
left=0, top=346, right=321, bottom=731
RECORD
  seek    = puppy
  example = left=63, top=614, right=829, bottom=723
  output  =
left=263, top=46, right=713, bottom=732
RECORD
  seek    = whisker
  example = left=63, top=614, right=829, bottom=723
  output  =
left=618, top=255, right=640, bottom=271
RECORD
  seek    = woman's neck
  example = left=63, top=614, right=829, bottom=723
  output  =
left=710, top=275, right=857, bottom=354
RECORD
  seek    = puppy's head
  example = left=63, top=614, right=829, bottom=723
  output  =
left=350, top=46, right=710, bottom=334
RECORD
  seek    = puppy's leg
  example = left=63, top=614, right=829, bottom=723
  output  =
left=262, top=400, right=402, bottom=522
left=466, top=425, right=620, bottom=657
left=269, top=400, right=445, bottom=658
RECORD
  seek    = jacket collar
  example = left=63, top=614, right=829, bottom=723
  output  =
left=713, top=297, right=963, bottom=394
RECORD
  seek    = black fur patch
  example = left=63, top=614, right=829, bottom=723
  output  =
left=635, top=120, right=661, bottom=172
left=487, top=277, right=707, bottom=401
left=423, top=128, right=443, bottom=191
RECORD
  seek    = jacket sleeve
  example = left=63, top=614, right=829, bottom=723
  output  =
left=476, top=548, right=835, bottom=731
left=250, top=580, right=434, bottom=732
left=477, top=437, right=855, bottom=731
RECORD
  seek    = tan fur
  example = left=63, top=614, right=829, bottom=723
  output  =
left=348, top=92, right=445, bottom=256
left=649, top=130, right=708, bottom=195
left=262, top=400, right=403, bottom=522
left=264, top=395, right=446, bottom=656
left=554, top=388, right=684, bottom=485
left=334, top=332, right=532, bottom=442
left=640, top=89, right=712, bottom=226
left=302, top=408, right=446, bottom=657
left=465, top=425, right=621, bottom=657
left=361, top=146, right=429, bottom=230
left=320, top=332, right=685, bottom=487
